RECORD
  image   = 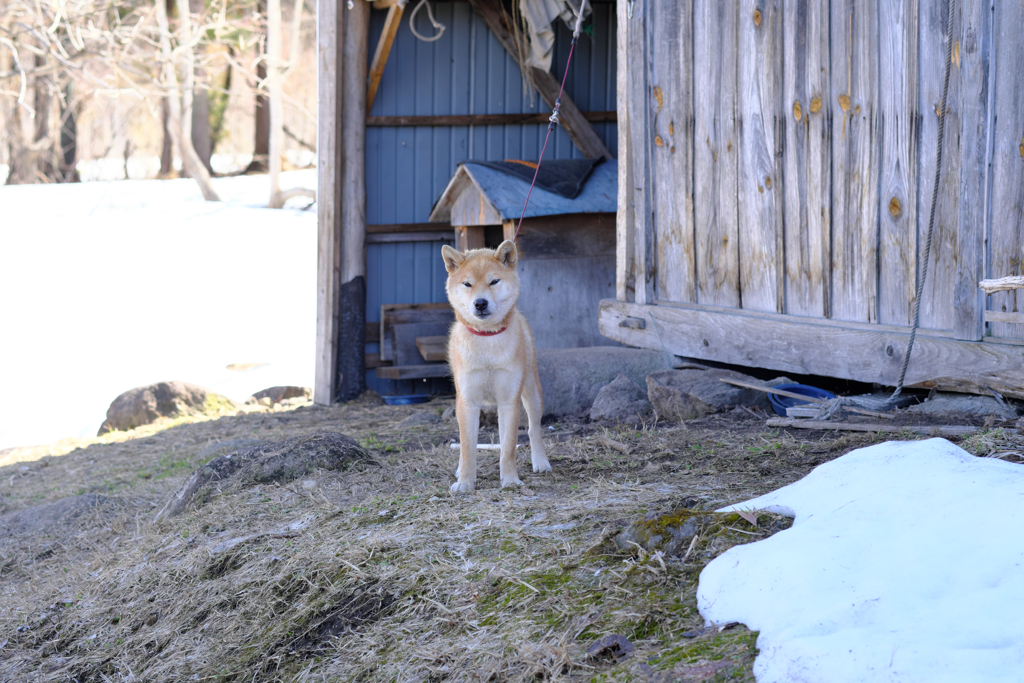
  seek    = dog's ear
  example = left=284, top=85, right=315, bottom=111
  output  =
left=495, top=240, right=518, bottom=269
left=441, top=245, right=466, bottom=273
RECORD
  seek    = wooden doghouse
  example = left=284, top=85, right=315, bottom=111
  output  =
left=429, top=159, right=618, bottom=350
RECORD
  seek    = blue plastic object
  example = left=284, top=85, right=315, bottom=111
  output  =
left=383, top=394, right=431, bottom=406
left=768, top=384, right=836, bottom=417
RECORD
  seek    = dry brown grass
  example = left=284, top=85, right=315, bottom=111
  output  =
left=1, top=400, right=1018, bottom=682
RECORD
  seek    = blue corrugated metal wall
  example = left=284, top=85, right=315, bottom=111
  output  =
left=365, top=1, right=618, bottom=395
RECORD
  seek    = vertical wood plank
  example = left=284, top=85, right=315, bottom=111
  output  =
left=783, top=0, right=831, bottom=319
left=921, top=0, right=958, bottom=333
left=315, top=0, right=343, bottom=405
left=337, top=0, right=370, bottom=401
left=830, top=0, right=879, bottom=323
left=953, top=0, right=990, bottom=340
left=877, top=0, right=919, bottom=327
left=616, top=0, right=635, bottom=301
left=917, top=0, right=961, bottom=332
left=694, top=0, right=740, bottom=308
left=626, top=0, right=655, bottom=304
left=987, top=0, right=1024, bottom=340
left=649, top=0, right=696, bottom=304
left=738, top=0, right=783, bottom=313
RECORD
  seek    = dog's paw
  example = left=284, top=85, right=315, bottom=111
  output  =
left=500, top=476, right=524, bottom=488
left=450, top=480, right=475, bottom=494
left=531, top=456, right=552, bottom=473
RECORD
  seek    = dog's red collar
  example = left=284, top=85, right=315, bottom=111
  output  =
left=465, top=325, right=507, bottom=336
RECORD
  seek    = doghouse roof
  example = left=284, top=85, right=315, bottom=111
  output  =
left=428, top=158, right=617, bottom=225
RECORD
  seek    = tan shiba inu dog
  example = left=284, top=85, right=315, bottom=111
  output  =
left=441, top=240, right=551, bottom=493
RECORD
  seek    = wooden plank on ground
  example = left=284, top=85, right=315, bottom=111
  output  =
left=598, top=298, right=1024, bottom=400
left=765, top=418, right=993, bottom=437
left=416, top=336, right=448, bottom=362
left=314, top=0, right=343, bottom=405
left=738, top=0, right=783, bottom=313
left=987, top=1, right=1024, bottom=340
left=953, top=0, right=990, bottom=341
left=649, top=0, right=696, bottom=304
left=829, top=0, right=879, bottom=323
left=375, top=364, right=452, bottom=380
left=366, top=2, right=404, bottom=116
left=877, top=0, right=919, bottom=327
left=694, top=0, right=740, bottom=308
left=917, top=0, right=960, bottom=333
left=782, top=0, right=831, bottom=318
left=615, top=0, right=635, bottom=301
left=467, top=0, right=612, bottom=159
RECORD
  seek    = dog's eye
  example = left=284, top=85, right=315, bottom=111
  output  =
left=490, top=279, right=500, bottom=285
left=463, top=281, right=471, bottom=288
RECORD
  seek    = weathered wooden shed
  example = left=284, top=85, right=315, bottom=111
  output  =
left=601, top=0, right=1024, bottom=398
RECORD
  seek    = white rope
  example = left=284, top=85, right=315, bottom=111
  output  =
left=573, top=0, right=588, bottom=38
left=409, top=0, right=445, bottom=42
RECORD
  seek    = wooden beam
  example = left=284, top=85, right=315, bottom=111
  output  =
left=375, top=364, right=452, bottom=380
left=615, top=0, right=634, bottom=302
left=416, top=335, right=448, bottom=361
left=981, top=276, right=1024, bottom=294
left=366, top=112, right=618, bottom=126
left=367, top=222, right=456, bottom=233
left=765, top=419, right=996, bottom=438
left=467, top=0, right=612, bottom=159
left=985, top=311, right=1024, bottom=326
left=598, top=299, right=1024, bottom=400
left=366, top=2, right=404, bottom=116
left=314, top=0, right=344, bottom=405
left=366, top=231, right=453, bottom=243
left=337, top=0, right=370, bottom=401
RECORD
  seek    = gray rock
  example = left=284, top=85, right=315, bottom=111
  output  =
left=98, top=381, right=239, bottom=435
left=615, top=509, right=711, bottom=557
left=646, top=368, right=773, bottom=422
left=245, top=386, right=312, bottom=406
left=155, top=432, right=372, bottom=522
left=589, top=374, right=652, bottom=422
left=1, top=494, right=121, bottom=536
left=399, top=411, right=442, bottom=427
left=537, top=347, right=670, bottom=417
left=907, top=393, right=1018, bottom=420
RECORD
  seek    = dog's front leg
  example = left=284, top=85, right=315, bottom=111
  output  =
left=452, top=398, right=480, bottom=493
left=498, top=397, right=523, bottom=488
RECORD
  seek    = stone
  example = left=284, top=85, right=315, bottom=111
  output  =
left=589, top=374, right=652, bottom=422
left=646, top=368, right=773, bottom=422
left=615, top=509, right=711, bottom=557
left=155, top=432, right=372, bottom=521
left=1, top=494, right=121, bottom=536
left=245, top=386, right=312, bottom=406
left=399, top=411, right=442, bottom=428
left=98, top=381, right=239, bottom=435
left=536, top=347, right=671, bottom=418
left=907, top=393, right=1018, bottom=420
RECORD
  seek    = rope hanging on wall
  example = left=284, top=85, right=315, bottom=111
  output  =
left=409, top=0, right=446, bottom=42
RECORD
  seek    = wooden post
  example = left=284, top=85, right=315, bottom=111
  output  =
left=337, top=0, right=370, bottom=401
left=615, top=0, right=634, bottom=302
left=315, top=0, right=344, bottom=404
left=455, top=226, right=486, bottom=252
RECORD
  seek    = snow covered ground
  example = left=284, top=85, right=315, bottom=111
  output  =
left=699, top=438, right=1024, bottom=683
left=0, top=171, right=317, bottom=450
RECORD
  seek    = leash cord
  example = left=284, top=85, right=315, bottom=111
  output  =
left=888, top=0, right=955, bottom=404
left=512, top=0, right=588, bottom=242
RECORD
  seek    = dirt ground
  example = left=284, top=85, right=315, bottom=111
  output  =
left=1, top=395, right=1020, bottom=682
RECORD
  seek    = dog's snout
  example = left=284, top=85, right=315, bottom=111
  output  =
left=474, top=298, right=489, bottom=312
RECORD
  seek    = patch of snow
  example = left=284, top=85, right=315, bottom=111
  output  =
left=698, top=438, right=1024, bottom=683
left=0, top=171, right=317, bottom=450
